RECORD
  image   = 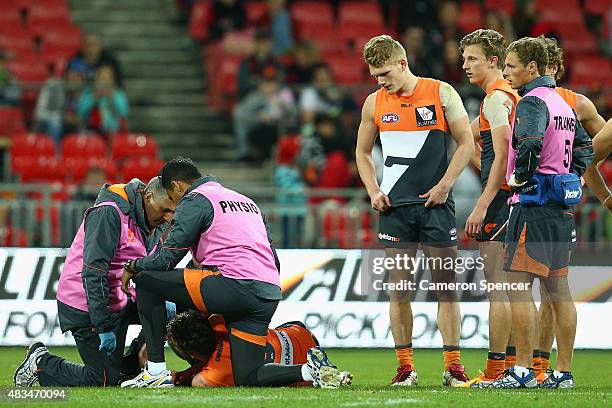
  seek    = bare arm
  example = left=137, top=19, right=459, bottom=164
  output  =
left=575, top=93, right=606, bottom=137
left=419, top=82, right=474, bottom=207
left=356, top=93, right=391, bottom=212
left=583, top=119, right=612, bottom=210
left=470, top=117, right=482, bottom=171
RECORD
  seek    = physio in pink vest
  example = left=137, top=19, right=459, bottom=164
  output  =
left=14, top=177, right=175, bottom=388
left=120, top=157, right=347, bottom=389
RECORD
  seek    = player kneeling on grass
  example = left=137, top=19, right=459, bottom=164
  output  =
left=161, top=311, right=352, bottom=388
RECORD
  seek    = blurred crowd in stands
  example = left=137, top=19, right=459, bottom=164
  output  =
left=182, top=0, right=612, bottom=242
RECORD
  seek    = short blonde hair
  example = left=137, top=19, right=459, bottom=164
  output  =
left=363, top=35, right=407, bottom=68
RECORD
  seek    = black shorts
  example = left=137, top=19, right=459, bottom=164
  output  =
left=378, top=203, right=457, bottom=248
left=477, top=189, right=512, bottom=242
left=184, top=269, right=279, bottom=337
left=503, top=203, right=576, bottom=277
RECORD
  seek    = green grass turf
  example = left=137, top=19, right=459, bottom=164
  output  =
left=1, top=347, right=610, bottom=407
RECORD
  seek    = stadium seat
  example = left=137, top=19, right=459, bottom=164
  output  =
left=0, top=6, right=23, bottom=25
left=40, top=48, right=69, bottom=76
left=0, top=31, right=35, bottom=56
left=483, top=0, right=515, bottom=15
left=61, top=133, right=108, bottom=161
left=6, top=57, right=48, bottom=83
left=245, top=1, right=268, bottom=25
left=120, top=157, right=164, bottom=182
left=540, top=6, right=583, bottom=27
left=571, top=56, right=611, bottom=87
left=16, top=156, right=66, bottom=183
left=300, top=25, right=350, bottom=58
left=111, top=132, right=159, bottom=162
left=585, top=0, right=612, bottom=15
left=458, top=2, right=484, bottom=33
left=325, top=54, right=367, bottom=85
left=27, top=2, right=72, bottom=27
left=0, top=108, right=26, bottom=136
left=338, top=1, right=384, bottom=27
left=535, top=0, right=580, bottom=11
left=189, top=0, right=211, bottom=41
left=38, top=25, right=83, bottom=53
left=10, top=132, right=55, bottom=159
left=559, top=27, right=598, bottom=54
left=291, top=1, right=334, bottom=37
left=65, top=157, right=116, bottom=183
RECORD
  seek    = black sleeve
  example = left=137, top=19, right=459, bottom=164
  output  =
left=513, top=96, right=548, bottom=181
left=570, top=113, right=595, bottom=177
left=82, top=206, right=121, bottom=332
left=262, top=213, right=280, bottom=273
left=134, top=194, right=213, bottom=272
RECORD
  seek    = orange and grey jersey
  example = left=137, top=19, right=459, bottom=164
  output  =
left=478, top=78, right=519, bottom=190
left=374, top=78, right=464, bottom=206
left=555, top=87, right=577, bottom=110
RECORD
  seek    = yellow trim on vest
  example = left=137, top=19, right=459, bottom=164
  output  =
left=107, top=184, right=129, bottom=201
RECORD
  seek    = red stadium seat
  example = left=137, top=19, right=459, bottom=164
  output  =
left=338, top=1, right=384, bottom=27
left=245, top=1, right=268, bottom=25
left=121, top=157, right=164, bottom=182
left=559, top=28, right=598, bottom=54
left=61, top=133, right=108, bottom=161
left=10, top=132, right=55, bottom=159
left=38, top=25, right=83, bottom=52
left=27, top=3, right=71, bottom=27
left=325, top=54, right=367, bottom=85
left=0, top=31, right=35, bottom=56
left=484, top=0, right=515, bottom=15
left=292, top=1, right=334, bottom=37
left=0, top=108, right=26, bottom=135
left=585, top=0, right=612, bottom=15
left=571, top=56, right=611, bottom=87
left=6, top=57, right=48, bottom=83
left=299, top=25, right=350, bottom=57
left=15, top=156, right=66, bottom=183
left=40, top=49, right=69, bottom=76
left=540, top=7, right=583, bottom=27
left=458, top=2, right=484, bottom=33
left=0, top=6, right=23, bottom=25
left=111, top=132, right=159, bottom=162
left=189, top=0, right=211, bottom=41
left=535, top=0, right=580, bottom=11
left=65, top=157, right=116, bottom=183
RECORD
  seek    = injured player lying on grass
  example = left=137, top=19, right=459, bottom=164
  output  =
left=124, top=310, right=353, bottom=388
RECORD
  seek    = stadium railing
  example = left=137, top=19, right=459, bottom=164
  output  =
left=0, top=183, right=609, bottom=249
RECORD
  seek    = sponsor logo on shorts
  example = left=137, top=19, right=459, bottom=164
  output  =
left=276, top=331, right=294, bottom=365
left=449, top=228, right=457, bottom=240
left=378, top=233, right=400, bottom=242
left=416, top=105, right=437, bottom=126
left=381, top=113, right=400, bottom=123
left=571, top=229, right=576, bottom=242
left=484, top=223, right=497, bottom=234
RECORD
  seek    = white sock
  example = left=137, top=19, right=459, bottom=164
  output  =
left=301, top=364, right=314, bottom=382
left=147, top=361, right=167, bottom=375
left=513, top=365, right=529, bottom=377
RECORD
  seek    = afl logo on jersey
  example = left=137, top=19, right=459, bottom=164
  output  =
left=381, top=113, right=400, bottom=123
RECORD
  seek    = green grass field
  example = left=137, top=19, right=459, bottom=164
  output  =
left=1, top=347, right=610, bottom=407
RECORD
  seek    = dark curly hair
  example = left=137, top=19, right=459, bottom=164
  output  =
left=166, top=310, right=217, bottom=361
left=537, top=35, right=565, bottom=82
left=160, top=156, right=202, bottom=190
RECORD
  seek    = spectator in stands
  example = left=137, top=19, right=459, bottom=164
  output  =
left=274, top=135, right=306, bottom=248
left=256, top=0, right=293, bottom=56
left=237, top=28, right=285, bottom=98
left=233, top=67, right=296, bottom=161
left=71, top=166, right=108, bottom=202
left=77, top=65, right=129, bottom=135
left=34, top=60, right=87, bottom=145
left=285, top=40, right=319, bottom=85
left=0, top=51, right=21, bottom=107
left=68, top=33, right=123, bottom=87
left=297, top=114, right=354, bottom=196
left=298, top=64, right=356, bottom=136
left=401, top=26, right=440, bottom=78
left=484, top=10, right=515, bottom=43
left=512, top=0, right=538, bottom=38
left=442, top=39, right=464, bottom=85
left=208, top=0, right=246, bottom=42
left=427, top=0, right=464, bottom=62
left=392, top=0, right=438, bottom=33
